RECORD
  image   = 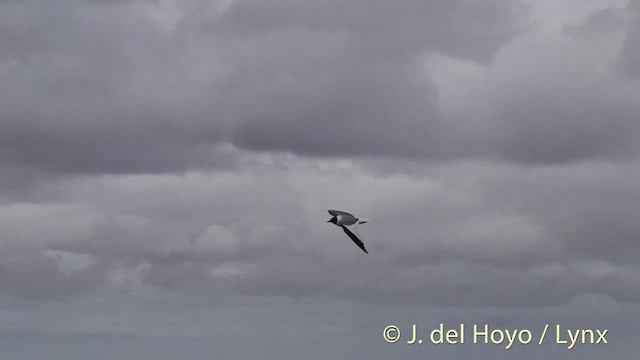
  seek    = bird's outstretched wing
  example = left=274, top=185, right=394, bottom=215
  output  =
left=341, top=225, right=368, bottom=254
left=328, top=209, right=354, bottom=217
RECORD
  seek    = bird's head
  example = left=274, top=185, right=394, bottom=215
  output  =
left=327, top=217, right=337, bottom=224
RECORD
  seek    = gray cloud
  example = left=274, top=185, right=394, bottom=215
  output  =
left=0, top=0, right=523, bottom=180
left=618, top=0, right=640, bottom=77
left=223, top=0, right=528, bottom=160
left=1, top=1, right=233, bottom=175
left=214, top=0, right=523, bottom=61
left=3, top=0, right=639, bottom=178
left=0, top=242, right=107, bottom=301
left=3, top=159, right=637, bottom=306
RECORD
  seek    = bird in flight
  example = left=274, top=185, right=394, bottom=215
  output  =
left=327, top=209, right=370, bottom=254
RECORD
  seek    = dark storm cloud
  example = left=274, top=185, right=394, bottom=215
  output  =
left=232, top=60, right=443, bottom=158
left=0, top=0, right=519, bottom=179
left=214, top=0, right=640, bottom=164
left=4, top=0, right=640, bottom=178
left=224, top=0, right=528, bottom=159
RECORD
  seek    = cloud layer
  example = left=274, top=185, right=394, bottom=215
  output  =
left=3, top=0, right=639, bottom=180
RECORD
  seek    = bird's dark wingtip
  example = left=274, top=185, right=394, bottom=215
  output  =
left=340, top=225, right=368, bottom=254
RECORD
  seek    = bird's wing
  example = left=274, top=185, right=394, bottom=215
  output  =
left=341, top=225, right=368, bottom=254
left=328, top=209, right=354, bottom=217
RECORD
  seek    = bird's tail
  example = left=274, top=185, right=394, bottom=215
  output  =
left=358, top=218, right=370, bottom=224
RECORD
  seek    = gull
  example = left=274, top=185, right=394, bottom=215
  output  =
left=327, top=209, right=370, bottom=254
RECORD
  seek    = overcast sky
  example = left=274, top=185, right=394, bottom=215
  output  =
left=1, top=0, right=640, bottom=359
